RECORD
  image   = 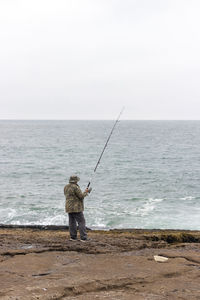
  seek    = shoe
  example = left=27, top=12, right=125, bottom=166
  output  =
left=80, top=238, right=90, bottom=242
left=69, top=237, right=77, bottom=241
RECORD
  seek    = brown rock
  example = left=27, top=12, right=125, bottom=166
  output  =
left=0, top=228, right=200, bottom=299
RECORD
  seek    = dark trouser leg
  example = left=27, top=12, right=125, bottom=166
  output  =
left=75, top=212, right=87, bottom=240
left=68, top=213, right=77, bottom=239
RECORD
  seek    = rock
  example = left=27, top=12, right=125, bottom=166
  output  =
left=154, top=255, right=169, bottom=262
left=0, top=228, right=200, bottom=299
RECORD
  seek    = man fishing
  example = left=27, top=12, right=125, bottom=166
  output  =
left=64, top=108, right=124, bottom=242
left=64, top=175, right=90, bottom=242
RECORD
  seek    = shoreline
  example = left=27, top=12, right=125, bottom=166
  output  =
left=1, top=227, right=200, bottom=299
left=1, top=223, right=200, bottom=231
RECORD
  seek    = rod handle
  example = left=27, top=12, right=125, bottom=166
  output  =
left=87, top=182, right=91, bottom=188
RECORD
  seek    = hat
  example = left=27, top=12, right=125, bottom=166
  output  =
left=69, top=175, right=80, bottom=183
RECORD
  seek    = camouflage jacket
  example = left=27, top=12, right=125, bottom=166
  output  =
left=64, top=183, right=88, bottom=213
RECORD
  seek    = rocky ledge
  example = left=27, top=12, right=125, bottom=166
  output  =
left=0, top=227, right=200, bottom=299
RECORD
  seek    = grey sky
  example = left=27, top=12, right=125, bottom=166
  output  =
left=0, top=0, right=200, bottom=120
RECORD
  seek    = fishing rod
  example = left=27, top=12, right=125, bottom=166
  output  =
left=87, top=107, right=124, bottom=189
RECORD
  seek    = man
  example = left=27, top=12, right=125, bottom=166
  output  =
left=64, top=175, right=90, bottom=242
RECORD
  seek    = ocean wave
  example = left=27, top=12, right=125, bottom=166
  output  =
left=136, top=198, right=164, bottom=217
left=180, top=196, right=195, bottom=201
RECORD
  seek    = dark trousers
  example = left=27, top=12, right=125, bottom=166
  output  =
left=68, top=212, right=87, bottom=239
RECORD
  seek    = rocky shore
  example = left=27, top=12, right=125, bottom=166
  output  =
left=0, top=226, right=200, bottom=299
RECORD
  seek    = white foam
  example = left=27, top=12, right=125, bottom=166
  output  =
left=180, top=196, right=195, bottom=201
left=137, top=198, right=164, bottom=217
left=35, top=214, right=67, bottom=225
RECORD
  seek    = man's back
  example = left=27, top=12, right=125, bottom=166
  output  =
left=64, top=183, right=85, bottom=213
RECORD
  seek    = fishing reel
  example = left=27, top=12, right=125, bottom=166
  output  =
left=88, top=187, right=92, bottom=193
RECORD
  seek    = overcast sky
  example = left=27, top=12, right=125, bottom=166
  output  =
left=0, top=0, right=200, bottom=120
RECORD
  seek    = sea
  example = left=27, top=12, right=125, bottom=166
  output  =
left=0, top=120, right=200, bottom=230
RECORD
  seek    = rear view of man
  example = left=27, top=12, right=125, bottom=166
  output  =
left=64, top=175, right=89, bottom=242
